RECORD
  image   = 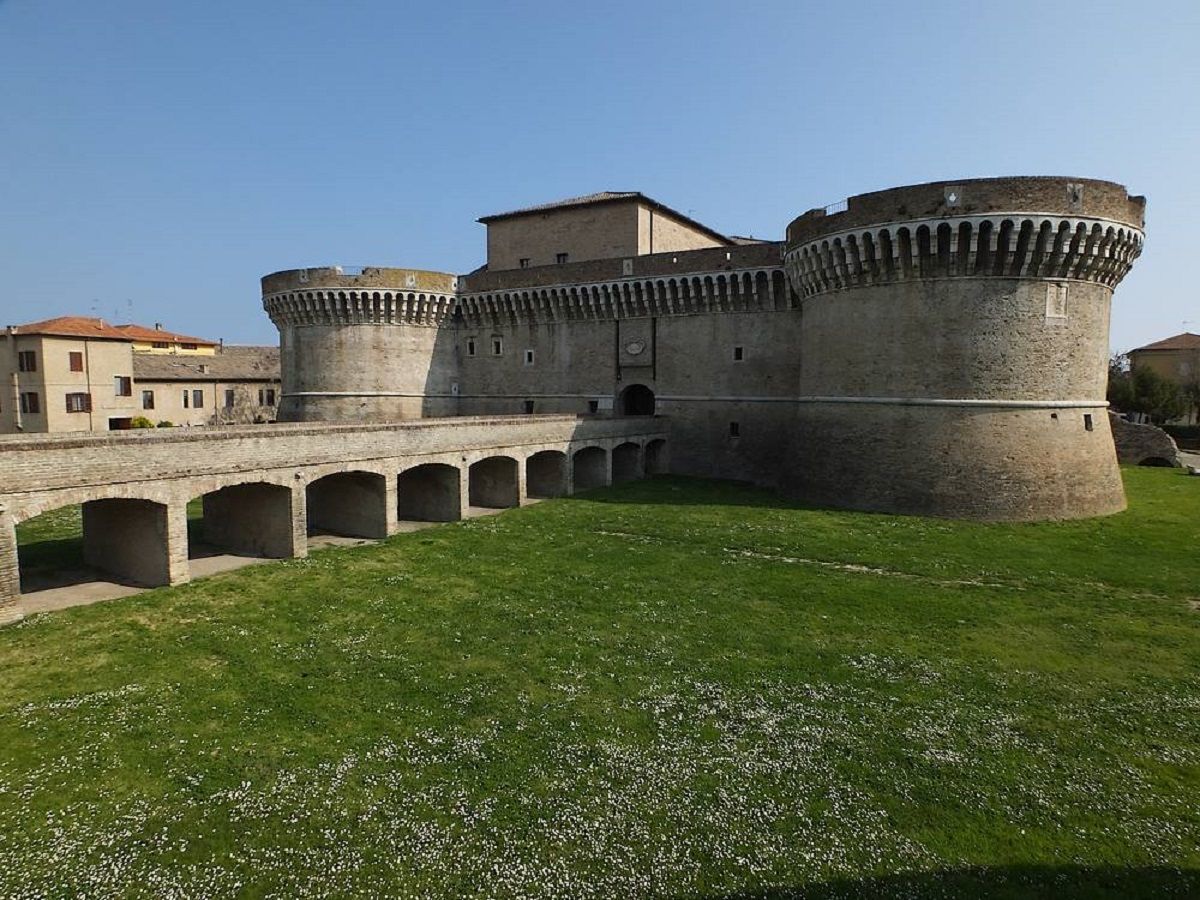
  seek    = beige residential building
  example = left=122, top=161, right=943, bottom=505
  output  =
left=1, top=317, right=279, bottom=433
left=1129, top=331, right=1200, bottom=424
left=1, top=317, right=140, bottom=433
left=133, top=346, right=280, bottom=426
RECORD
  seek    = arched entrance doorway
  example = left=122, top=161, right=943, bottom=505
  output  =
left=618, top=384, right=655, bottom=416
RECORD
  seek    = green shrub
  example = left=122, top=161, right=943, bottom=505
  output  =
left=155, top=420, right=174, bottom=428
left=130, top=416, right=156, bottom=429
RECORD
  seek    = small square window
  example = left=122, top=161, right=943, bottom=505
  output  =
left=17, top=350, right=36, bottom=372
left=556, top=252, right=569, bottom=265
left=729, top=421, right=740, bottom=438
left=69, top=351, right=84, bottom=372
left=492, top=338, right=503, bottom=356
left=65, top=392, right=92, bottom=413
left=524, top=400, right=535, bottom=414
left=467, top=339, right=477, bottom=357
left=588, top=400, right=599, bottom=414
left=142, top=390, right=155, bottom=410
left=733, top=346, right=744, bottom=362
left=114, top=376, right=132, bottom=397
left=519, top=258, right=530, bottom=269
left=524, top=349, right=535, bottom=366
left=192, top=389, right=204, bottom=409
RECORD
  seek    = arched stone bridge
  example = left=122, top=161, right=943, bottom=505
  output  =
left=0, top=415, right=668, bottom=625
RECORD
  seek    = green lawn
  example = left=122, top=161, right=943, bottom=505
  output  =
left=1, top=469, right=1198, bottom=898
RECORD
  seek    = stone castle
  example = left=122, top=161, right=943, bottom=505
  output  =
left=263, top=176, right=1146, bottom=522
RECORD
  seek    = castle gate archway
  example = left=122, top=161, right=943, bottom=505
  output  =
left=617, top=384, right=655, bottom=416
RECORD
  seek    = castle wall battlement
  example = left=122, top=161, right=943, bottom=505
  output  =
left=260, top=175, right=1147, bottom=521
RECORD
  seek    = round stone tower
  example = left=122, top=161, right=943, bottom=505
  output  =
left=782, top=176, right=1145, bottom=521
left=262, top=266, right=459, bottom=422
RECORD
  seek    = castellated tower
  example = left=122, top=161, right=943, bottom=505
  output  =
left=783, top=176, right=1145, bottom=521
left=262, top=267, right=460, bottom=422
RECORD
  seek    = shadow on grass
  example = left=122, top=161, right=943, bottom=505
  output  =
left=693, top=864, right=1199, bottom=899
left=571, top=475, right=800, bottom=509
left=15, top=536, right=112, bottom=592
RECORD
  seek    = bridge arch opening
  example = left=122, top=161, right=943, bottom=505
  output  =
left=645, top=438, right=667, bottom=475
left=189, top=482, right=297, bottom=563
left=572, top=446, right=608, bottom=492
left=397, top=463, right=461, bottom=522
left=617, top=384, right=655, bottom=416
left=612, top=442, right=642, bottom=483
left=306, top=471, right=388, bottom=540
left=15, top=499, right=175, bottom=598
left=526, top=450, right=568, bottom=499
left=469, top=456, right=520, bottom=509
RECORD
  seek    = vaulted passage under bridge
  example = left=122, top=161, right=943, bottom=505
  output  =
left=0, top=415, right=667, bottom=624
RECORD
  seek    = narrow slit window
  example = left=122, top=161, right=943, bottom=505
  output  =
left=729, top=421, right=740, bottom=438
left=524, top=349, right=535, bottom=366
left=733, top=346, right=744, bottom=362
left=467, top=339, right=477, bottom=357
left=1084, top=413, right=1093, bottom=432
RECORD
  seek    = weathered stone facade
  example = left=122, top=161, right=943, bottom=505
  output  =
left=264, top=176, right=1146, bottom=523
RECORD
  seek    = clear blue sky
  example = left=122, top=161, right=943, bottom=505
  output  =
left=2, top=0, right=1196, bottom=350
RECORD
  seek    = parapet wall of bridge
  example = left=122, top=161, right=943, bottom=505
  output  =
left=0, top=415, right=668, bottom=625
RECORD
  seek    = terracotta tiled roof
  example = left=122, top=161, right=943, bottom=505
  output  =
left=113, top=323, right=217, bottom=346
left=132, top=346, right=279, bottom=382
left=1130, top=332, right=1200, bottom=352
left=478, top=191, right=733, bottom=246
left=10, top=316, right=132, bottom=340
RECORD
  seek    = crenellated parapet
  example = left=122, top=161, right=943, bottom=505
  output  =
left=458, top=267, right=792, bottom=327
left=262, top=267, right=459, bottom=329
left=783, top=177, right=1145, bottom=299
left=782, top=176, right=1147, bottom=521
left=785, top=214, right=1144, bottom=298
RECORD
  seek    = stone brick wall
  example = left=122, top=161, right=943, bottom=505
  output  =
left=1108, top=413, right=1182, bottom=467
left=260, top=175, right=1146, bottom=523
left=0, top=415, right=668, bottom=625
